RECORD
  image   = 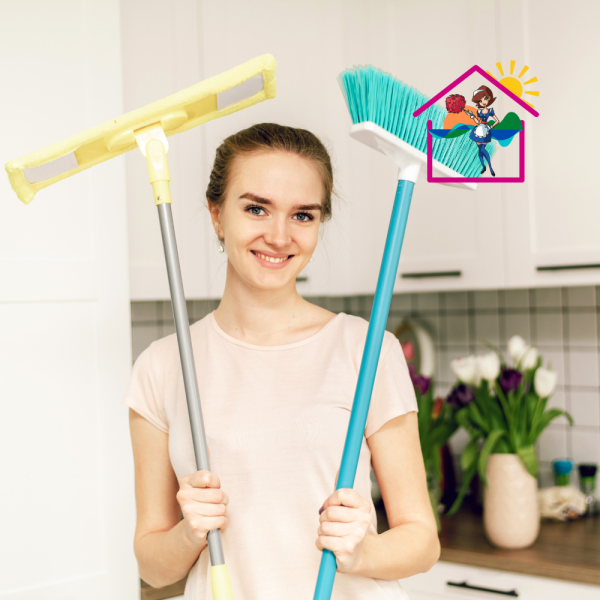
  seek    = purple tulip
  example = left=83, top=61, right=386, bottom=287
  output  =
left=408, top=363, right=431, bottom=395
left=446, top=384, right=475, bottom=408
left=499, top=368, right=523, bottom=393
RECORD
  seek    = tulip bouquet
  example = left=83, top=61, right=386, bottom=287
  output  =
left=409, top=365, right=459, bottom=530
left=445, top=335, right=573, bottom=516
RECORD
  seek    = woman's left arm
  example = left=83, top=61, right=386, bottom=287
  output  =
left=317, top=411, right=440, bottom=579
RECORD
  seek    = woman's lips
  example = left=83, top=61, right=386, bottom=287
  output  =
left=251, top=250, right=293, bottom=269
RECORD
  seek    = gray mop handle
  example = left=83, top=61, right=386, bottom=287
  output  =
left=157, top=202, right=225, bottom=567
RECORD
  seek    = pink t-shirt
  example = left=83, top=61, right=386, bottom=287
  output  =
left=123, top=311, right=417, bottom=600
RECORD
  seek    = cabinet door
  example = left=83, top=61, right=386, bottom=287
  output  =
left=503, top=0, right=600, bottom=288
left=0, top=1, right=137, bottom=598
left=122, top=0, right=211, bottom=300
left=342, top=0, right=506, bottom=295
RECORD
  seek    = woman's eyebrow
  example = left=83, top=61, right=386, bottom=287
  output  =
left=239, top=192, right=321, bottom=211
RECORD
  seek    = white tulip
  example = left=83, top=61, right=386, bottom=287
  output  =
left=520, top=346, right=539, bottom=370
left=534, top=367, right=557, bottom=398
left=508, top=335, right=528, bottom=365
left=451, top=355, right=480, bottom=386
left=476, top=352, right=501, bottom=382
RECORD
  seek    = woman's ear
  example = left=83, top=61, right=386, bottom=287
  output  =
left=207, top=199, right=223, bottom=238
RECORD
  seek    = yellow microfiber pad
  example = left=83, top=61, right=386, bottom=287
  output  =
left=6, top=53, right=277, bottom=204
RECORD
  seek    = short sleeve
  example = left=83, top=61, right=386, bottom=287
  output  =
left=122, top=344, right=169, bottom=433
left=364, top=334, right=418, bottom=439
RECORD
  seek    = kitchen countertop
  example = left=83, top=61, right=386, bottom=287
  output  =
left=439, top=508, right=600, bottom=586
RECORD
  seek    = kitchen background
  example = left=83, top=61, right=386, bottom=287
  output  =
left=2, top=0, right=599, bottom=599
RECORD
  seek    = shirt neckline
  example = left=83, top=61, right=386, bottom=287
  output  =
left=208, top=311, right=345, bottom=351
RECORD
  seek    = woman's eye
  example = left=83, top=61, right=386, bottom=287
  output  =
left=294, top=212, right=314, bottom=222
left=246, top=205, right=265, bottom=216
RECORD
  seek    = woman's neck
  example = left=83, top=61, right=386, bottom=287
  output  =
left=213, top=263, right=334, bottom=346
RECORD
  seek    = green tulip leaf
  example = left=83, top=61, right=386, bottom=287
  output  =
left=478, top=429, right=508, bottom=486
left=517, top=444, right=539, bottom=478
left=461, top=437, right=480, bottom=471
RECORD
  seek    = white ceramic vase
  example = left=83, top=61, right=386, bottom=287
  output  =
left=483, top=453, right=540, bottom=549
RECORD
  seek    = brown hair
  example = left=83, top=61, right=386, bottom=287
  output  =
left=206, top=123, right=334, bottom=221
left=472, top=85, right=496, bottom=107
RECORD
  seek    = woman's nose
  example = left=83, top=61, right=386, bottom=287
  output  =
left=264, top=216, right=291, bottom=248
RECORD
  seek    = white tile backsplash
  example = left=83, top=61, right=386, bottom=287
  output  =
left=445, top=315, right=470, bottom=345
left=503, top=313, right=531, bottom=343
left=474, top=313, right=500, bottom=345
left=566, top=286, right=596, bottom=307
left=502, top=289, right=529, bottom=309
left=568, top=350, right=600, bottom=388
left=473, top=290, right=499, bottom=310
left=444, top=291, right=468, bottom=311
left=567, top=312, right=597, bottom=347
left=533, top=312, right=563, bottom=347
left=416, top=293, right=439, bottom=312
left=569, top=390, right=600, bottom=427
left=538, top=425, right=567, bottom=463
left=534, top=287, right=562, bottom=308
left=570, top=428, right=600, bottom=465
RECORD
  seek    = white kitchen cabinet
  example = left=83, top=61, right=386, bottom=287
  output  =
left=502, top=0, right=600, bottom=288
left=401, top=561, right=600, bottom=600
left=1, top=1, right=137, bottom=597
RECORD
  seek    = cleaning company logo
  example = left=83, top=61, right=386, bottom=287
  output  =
left=414, top=62, right=540, bottom=183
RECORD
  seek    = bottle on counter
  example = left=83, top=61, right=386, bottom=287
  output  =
left=553, top=459, right=573, bottom=486
left=578, top=463, right=598, bottom=516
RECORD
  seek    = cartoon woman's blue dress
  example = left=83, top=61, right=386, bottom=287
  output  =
left=469, top=107, right=496, bottom=143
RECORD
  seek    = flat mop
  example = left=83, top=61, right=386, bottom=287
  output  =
left=312, top=66, right=478, bottom=600
left=6, top=53, right=277, bottom=600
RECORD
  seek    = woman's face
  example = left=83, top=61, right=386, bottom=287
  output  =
left=209, top=150, right=324, bottom=292
left=481, top=96, right=489, bottom=107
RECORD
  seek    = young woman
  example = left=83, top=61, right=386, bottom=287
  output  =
left=468, top=85, right=500, bottom=176
left=123, top=123, right=440, bottom=599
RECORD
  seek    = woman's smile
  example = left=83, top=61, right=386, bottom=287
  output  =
left=251, top=249, right=294, bottom=268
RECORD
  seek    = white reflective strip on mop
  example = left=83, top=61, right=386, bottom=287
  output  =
left=217, top=74, right=264, bottom=110
left=24, top=152, right=80, bottom=183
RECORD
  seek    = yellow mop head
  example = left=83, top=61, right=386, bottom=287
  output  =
left=6, top=54, right=277, bottom=204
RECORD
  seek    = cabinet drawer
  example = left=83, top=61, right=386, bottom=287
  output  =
left=401, top=561, right=600, bottom=600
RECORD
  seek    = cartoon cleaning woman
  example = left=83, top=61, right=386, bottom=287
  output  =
left=465, top=85, right=500, bottom=176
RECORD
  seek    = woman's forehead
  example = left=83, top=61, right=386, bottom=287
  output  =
left=228, top=152, right=325, bottom=204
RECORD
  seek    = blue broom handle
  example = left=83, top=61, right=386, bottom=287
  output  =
left=313, top=179, right=414, bottom=600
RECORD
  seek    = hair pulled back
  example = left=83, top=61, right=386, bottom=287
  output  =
left=206, top=123, right=333, bottom=221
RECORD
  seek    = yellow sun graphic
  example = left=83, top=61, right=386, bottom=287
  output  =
left=485, top=60, right=540, bottom=108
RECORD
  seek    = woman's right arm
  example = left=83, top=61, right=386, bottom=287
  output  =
left=129, top=408, right=229, bottom=588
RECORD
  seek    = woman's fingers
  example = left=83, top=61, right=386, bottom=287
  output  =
left=320, top=504, right=370, bottom=524
left=187, top=487, right=229, bottom=505
left=321, top=488, right=371, bottom=514
left=186, top=469, right=221, bottom=489
left=177, top=469, right=230, bottom=545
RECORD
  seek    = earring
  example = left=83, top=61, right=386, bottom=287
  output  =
left=218, top=239, right=224, bottom=253
left=309, top=257, right=314, bottom=263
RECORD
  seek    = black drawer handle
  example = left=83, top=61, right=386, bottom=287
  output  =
left=401, top=270, right=462, bottom=279
left=537, top=263, right=600, bottom=272
left=447, top=580, right=518, bottom=596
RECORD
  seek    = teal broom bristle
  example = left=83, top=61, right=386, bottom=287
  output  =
left=337, top=65, right=497, bottom=178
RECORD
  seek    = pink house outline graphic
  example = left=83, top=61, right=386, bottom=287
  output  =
left=414, top=65, right=539, bottom=183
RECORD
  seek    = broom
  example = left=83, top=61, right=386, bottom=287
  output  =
left=312, top=65, right=483, bottom=600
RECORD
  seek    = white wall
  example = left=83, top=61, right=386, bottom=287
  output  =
left=0, top=1, right=138, bottom=598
